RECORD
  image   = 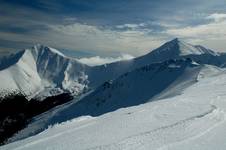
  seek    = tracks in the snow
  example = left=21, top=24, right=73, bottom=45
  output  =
left=88, top=105, right=225, bottom=150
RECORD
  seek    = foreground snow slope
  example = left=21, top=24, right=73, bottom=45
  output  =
left=3, top=59, right=224, bottom=147
left=1, top=38, right=226, bottom=148
left=4, top=58, right=204, bottom=142
left=1, top=64, right=226, bottom=150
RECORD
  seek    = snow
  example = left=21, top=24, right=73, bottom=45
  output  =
left=1, top=39, right=226, bottom=149
left=0, top=50, right=43, bottom=96
left=33, top=44, right=66, bottom=58
left=87, top=38, right=226, bottom=88
left=2, top=67, right=226, bottom=150
left=0, top=45, right=90, bottom=99
left=3, top=58, right=203, bottom=142
left=0, top=39, right=226, bottom=98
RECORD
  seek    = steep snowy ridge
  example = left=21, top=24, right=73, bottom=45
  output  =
left=87, top=38, right=226, bottom=88
left=32, top=45, right=90, bottom=96
left=1, top=39, right=226, bottom=98
left=194, top=45, right=219, bottom=56
left=3, top=68, right=226, bottom=150
left=2, top=39, right=226, bottom=149
left=0, top=45, right=90, bottom=99
left=154, top=38, right=219, bottom=56
left=0, top=49, right=42, bottom=97
left=0, top=50, right=24, bottom=70
left=139, top=38, right=226, bottom=67
left=58, top=59, right=203, bottom=118
left=4, top=58, right=224, bottom=145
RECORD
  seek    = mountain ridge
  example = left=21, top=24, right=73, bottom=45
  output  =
left=1, top=38, right=226, bottom=99
left=1, top=38, right=226, bottom=146
left=6, top=57, right=224, bottom=143
left=87, top=38, right=226, bottom=88
left=0, top=45, right=90, bottom=99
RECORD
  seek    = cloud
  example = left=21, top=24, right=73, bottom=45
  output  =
left=115, top=23, right=146, bottom=30
left=0, top=19, right=165, bottom=56
left=38, top=22, right=164, bottom=56
left=166, top=20, right=226, bottom=38
left=77, top=54, right=134, bottom=66
left=206, top=13, right=226, bottom=22
left=165, top=13, right=226, bottom=51
left=1, top=0, right=226, bottom=55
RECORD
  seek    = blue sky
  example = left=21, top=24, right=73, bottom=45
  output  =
left=0, top=0, right=226, bottom=56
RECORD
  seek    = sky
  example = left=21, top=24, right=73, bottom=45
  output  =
left=0, top=0, right=226, bottom=58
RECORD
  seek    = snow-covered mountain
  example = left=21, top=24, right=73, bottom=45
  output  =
left=88, top=38, right=226, bottom=87
left=0, top=45, right=90, bottom=99
left=3, top=57, right=226, bottom=150
left=71, top=59, right=201, bottom=117
left=1, top=38, right=226, bottom=149
left=1, top=38, right=226, bottom=99
left=6, top=58, right=223, bottom=143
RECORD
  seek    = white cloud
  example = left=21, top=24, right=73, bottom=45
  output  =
left=0, top=21, right=165, bottom=56
left=206, top=13, right=226, bottom=22
left=116, top=23, right=146, bottom=29
left=2, top=12, right=226, bottom=55
left=167, top=13, right=226, bottom=38
left=1, top=0, right=226, bottom=55
left=166, top=21, right=226, bottom=38
left=77, top=54, right=134, bottom=66
left=42, top=23, right=164, bottom=56
left=165, top=13, right=226, bottom=51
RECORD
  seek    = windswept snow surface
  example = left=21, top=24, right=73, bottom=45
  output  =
left=2, top=39, right=226, bottom=149
left=4, top=58, right=204, bottom=142
left=2, top=61, right=226, bottom=150
left=1, top=66, right=226, bottom=150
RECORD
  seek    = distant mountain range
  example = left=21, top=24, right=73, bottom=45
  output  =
left=1, top=38, right=226, bottom=149
left=1, top=38, right=226, bottom=100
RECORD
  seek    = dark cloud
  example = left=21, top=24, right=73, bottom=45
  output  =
left=2, top=0, right=226, bottom=25
left=0, top=0, right=226, bottom=55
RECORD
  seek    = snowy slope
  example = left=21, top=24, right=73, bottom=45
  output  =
left=5, top=58, right=223, bottom=143
left=32, top=45, right=89, bottom=97
left=0, top=50, right=43, bottom=97
left=1, top=39, right=226, bottom=98
left=2, top=38, right=226, bottom=147
left=87, top=38, right=226, bottom=87
left=0, top=45, right=90, bottom=99
left=71, top=59, right=201, bottom=117
left=1, top=62, right=226, bottom=150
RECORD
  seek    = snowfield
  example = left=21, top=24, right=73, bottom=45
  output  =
left=1, top=38, right=226, bottom=150
left=2, top=66, right=226, bottom=150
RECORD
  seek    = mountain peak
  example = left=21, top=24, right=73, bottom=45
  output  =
left=166, top=38, right=186, bottom=46
left=170, top=37, right=180, bottom=42
left=153, top=38, right=218, bottom=56
left=167, top=38, right=185, bottom=44
left=31, top=44, right=65, bottom=57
